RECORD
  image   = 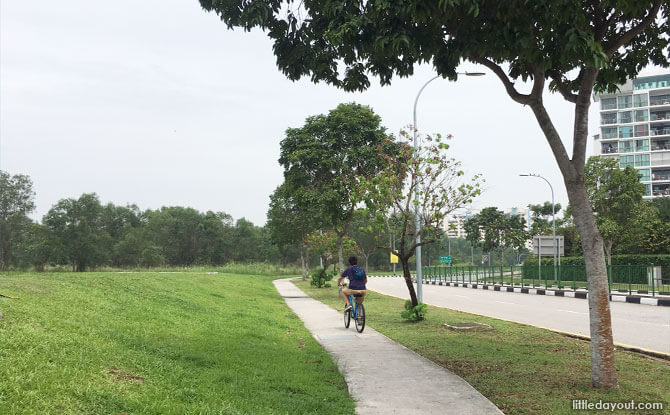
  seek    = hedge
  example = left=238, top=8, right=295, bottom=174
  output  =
left=522, top=255, right=669, bottom=284
left=523, top=254, right=670, bottom=268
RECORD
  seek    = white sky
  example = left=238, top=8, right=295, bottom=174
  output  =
left=0, top=1, right=661, bottom=225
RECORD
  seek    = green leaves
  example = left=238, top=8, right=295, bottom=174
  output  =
left=400, top=300, right=427, bottom=321
left=584, top=156, right=648, bottom=257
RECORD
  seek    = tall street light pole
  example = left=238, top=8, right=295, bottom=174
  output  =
left=519, top=173, right=557, bottom=282
left=413, top=71, right=484, bottom=303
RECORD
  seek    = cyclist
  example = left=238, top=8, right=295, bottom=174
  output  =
left=337, top=255, right=367, bottom=312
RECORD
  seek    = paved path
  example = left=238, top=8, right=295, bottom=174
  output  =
left=369, top=277, right=670, bottom=354
left=273, top=278, right=502, bottom=415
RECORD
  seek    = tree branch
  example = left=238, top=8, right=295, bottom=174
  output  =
left=471, top=57, right=534, bottom=105
left=548, top=70, right=578, bottom=103
left=572, top=67, right=599, bottom=169
left=529, top=101, right=575, bottom=180
left=603, top=1, right=662, bottom=57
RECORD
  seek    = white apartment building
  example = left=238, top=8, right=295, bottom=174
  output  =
left=593, top=73, right=670, bottom=198
left=442, top=212, right=471, bottom=238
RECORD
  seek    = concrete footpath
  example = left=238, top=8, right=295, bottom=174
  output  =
left=273, top=278, right=502, bottom=415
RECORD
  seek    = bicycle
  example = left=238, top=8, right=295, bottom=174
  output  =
left=343, top=291, right=365, bottom=333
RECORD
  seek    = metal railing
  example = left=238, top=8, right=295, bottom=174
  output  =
left=651, top=128, right=670, bottom=136
left=420, top=264, right=669, bottom=297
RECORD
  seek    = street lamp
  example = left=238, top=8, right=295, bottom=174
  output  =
left=413, top=71, right=485, bottom=303
left=519, top=173, right=557, bottom=282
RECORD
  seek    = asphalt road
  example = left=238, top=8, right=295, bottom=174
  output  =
left=369, top=277, right=670, bottom=354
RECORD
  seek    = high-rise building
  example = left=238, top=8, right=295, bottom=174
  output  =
left=442, top=210, right=473, bottom=238
left=593, top=73, right=670, bottom=198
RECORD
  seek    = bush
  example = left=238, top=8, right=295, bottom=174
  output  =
left=310, top=267, right=334, bottom=288
left=401, top=300, right=427, bottom=321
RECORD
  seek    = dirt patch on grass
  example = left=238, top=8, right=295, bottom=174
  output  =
left=444, top=322, right=494, bottom=332
left=107, top=368, right=145, bottom=384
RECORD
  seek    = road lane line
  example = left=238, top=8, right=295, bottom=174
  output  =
left=557, top=309, right=587, bottom=315
left=495, top=301, right=516, bottom=305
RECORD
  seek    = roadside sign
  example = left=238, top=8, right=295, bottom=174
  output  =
left=532, top=235, right=565, bottom=256
left=440, top=256, right=452, bottom=264
left=390, top=253, right=399, bottom=264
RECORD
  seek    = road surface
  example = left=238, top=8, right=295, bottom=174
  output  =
left=369, top=277, right=670, bottom=354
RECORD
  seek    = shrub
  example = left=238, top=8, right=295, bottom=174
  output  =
left=310, top=267, right=334, bottom=288
left=401, top=300, right=427, bottom=321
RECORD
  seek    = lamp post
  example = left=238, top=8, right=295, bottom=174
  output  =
left=413, top=71, right=484, bottom=303
left=519, top=173, right=557, bottom=282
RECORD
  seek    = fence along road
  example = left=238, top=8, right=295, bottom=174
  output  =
left=369, top=277, right=670, bottom=354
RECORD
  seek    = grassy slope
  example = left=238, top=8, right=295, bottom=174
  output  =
left=0, top=272, right=355, bottom=415
left=294, top=279, right=670, bottom=415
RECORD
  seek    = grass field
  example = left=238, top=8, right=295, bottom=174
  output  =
left=0, top=272, right=355, bottom=415
left=294, top=279, right=670, bottom=415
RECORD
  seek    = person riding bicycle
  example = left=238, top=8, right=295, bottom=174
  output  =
left=337, top=255, right=367, bottom=312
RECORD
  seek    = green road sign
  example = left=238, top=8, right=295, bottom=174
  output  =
left=440, top=256, right=452, bottom=264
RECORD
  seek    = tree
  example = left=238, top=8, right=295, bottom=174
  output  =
left=528, top=202, right=563, bottom=237
left=347, top=209, right=380, bottom=271
left=14, top=222, right=61, bottom=271
left=278, top=103, right=393, bottom=272
left=43, top=193, right=109, bottom=272
left=649, top=197, right=670, bottom=222
left=199, top=0, right=670, bottom=387
left=465, top=207, right=528, bottom=265
left=505, top=215, right=530, bottom=265
left=584, top=157, right=646, bottom=266
left=305, top=231, right=358, bottom=272
left=0, top=171, right=36, bottom=269
left=267, top=183, right=318, bottom=279
left=362, top=131, right=481, bottom=307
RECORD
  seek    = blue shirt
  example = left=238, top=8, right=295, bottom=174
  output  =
left=342, top=265, right=367, bottom=290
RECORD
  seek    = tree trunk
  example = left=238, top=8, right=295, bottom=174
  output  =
left=567, top=181, right=618, bottom=389
left=299, top=243, right=307, bottom=281
left=0, top=213, right=7, bottom=270
left=605, top=240, right=613, bottom=277
left=336, top=233, right=344, bottom=273
left=401, top=259, right=418, bottom=306
left=526, top=82, right=619, bottom=389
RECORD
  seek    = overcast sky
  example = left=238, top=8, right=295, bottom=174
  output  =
left=0, top=1, right=662, bottom=226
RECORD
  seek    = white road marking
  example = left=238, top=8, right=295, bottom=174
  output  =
left=495, top=301, right=515, bottom=305
left=451, top=295, right=469, bottom=298
left=557, top=309, right=587, bottom=315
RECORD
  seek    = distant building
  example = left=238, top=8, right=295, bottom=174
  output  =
left=593, top=73, right=670, bottom=198
left=442, top=211, right=472, bottom=238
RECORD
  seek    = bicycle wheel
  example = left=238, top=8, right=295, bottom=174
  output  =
left=354, top=303, right=365, bottom=333
left=344, top=308, right=351, bottom=328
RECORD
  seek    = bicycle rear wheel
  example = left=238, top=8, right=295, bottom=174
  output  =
left=344, top=308, right=351, bottom=328
left=354, top=303, right=365, bottom=333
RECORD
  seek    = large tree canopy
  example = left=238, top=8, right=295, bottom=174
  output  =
left=200, top=0, right=668, bottom=93
left=278, top=102, right=394, bottom=271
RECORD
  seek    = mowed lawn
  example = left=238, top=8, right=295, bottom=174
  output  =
left=0, top=272, right=355, bottom=415
left=294, top=279, right=670, bottom=415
